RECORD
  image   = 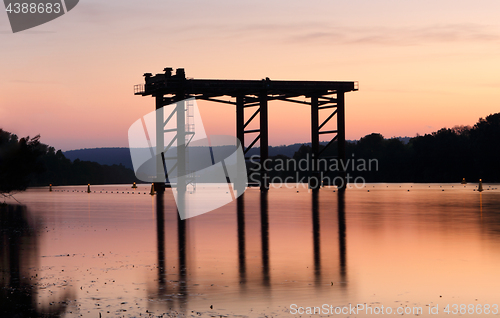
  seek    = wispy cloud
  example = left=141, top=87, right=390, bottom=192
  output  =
left=146, top=21, right=500, bottom=47
left=285, top=23, right=500, bottom=46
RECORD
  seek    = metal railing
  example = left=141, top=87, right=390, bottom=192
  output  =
left=134, top=84, right=145, bottom=94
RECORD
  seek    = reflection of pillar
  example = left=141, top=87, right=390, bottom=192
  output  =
left=0, top=205, right=73, bottom=316
left=310, top=95, right=320, bottom=190
left=155, top=94, right=165, bottom=193
left=177, top=190, right=188, bottom=308
left=312, top=190, right=321, bottom=284
left=150, top=192, right=178, bottom=311
left=259, top=91, right=269, bottom=191
left=156, top=192, right=166, bottom=287
left=337, top=191, right=347, bottom=282
left=260, top=191, right=270, bottom=286
left=337, top=91, right=346, bottom=191
left=237, top=194, right=246, bottom=284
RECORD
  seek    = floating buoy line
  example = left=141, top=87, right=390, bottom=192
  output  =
left=47, top=183, right=153, bottom=195
left=46, top=180, right=498, bottom=195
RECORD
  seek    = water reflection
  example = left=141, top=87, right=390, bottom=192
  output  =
left=10, top=184, right=500, bottom=316
left=0, top=205, right=73, bottom=317
left=312, top=190, right=347, bottom=287
left=149, top=188, right=349, bottom=313
left=152, top=191, right=188, bottom=313
left=312, top=190, right=321, bottom=285
left=156, top=192, right=166, bottom=288
left=176, top=191, right=188, bottom=313
left=480, top=192, right=483, bottom=219
left=237, top=195, right=246, bottom=285
left=337, top=191, right=347, bottom=284
left=260, top=191, right=270, bottom=287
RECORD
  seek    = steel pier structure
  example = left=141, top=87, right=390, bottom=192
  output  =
left=134, top=67, right=358, bottom=192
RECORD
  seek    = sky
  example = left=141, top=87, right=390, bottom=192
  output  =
left=1, top=0, right=500, bottom=150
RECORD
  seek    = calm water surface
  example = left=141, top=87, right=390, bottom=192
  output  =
left=2, top=183, right=500, bottom=317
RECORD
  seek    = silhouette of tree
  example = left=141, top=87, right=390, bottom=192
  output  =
left=3, top=112, right=500, bottom=189
left=1, top=128, right=138, bottom=194
left=0, top=129, right=44, bottom=195
left=470, top=113, right=500, bottom=181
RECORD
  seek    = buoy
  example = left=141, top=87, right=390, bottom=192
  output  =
left=150, top=183, right=155, bottom=195
left=49, top=184, right=52, bottom=192
left=461, top=178, right=467, bottom=184
left=478, top=179, right=484, bottom=192
left=132, top=182, right=137, bottom=189
left=87, top=184, right=91, bottom=193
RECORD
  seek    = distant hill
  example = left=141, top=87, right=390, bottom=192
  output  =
left=395, top=136, right=411, bottom=144
left=64, top=143, right=334, bottom=169
left=40, top=111, right=500, bottom=184
left=62, top=138, right=407, bottom=169
left=64, top=148, right=134, bottom=170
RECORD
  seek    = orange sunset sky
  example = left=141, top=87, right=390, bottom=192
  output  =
left=1, top=0, right=500, bottom=150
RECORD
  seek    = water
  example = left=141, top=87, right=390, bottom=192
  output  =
left=1, top=183, right=500, bottom=317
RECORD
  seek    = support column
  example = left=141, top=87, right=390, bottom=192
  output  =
left=259, top=92, right=269, bottom=191
left=310, top=95, right=320, bottom=190
left=236, top=95, right=246, bottom=195
left=337, top=91, right=346, bottom=191
left=236, top=96, right=245, bottom=147
left=176, top=99, right=186, bottom=193
left=155, top=94, right=165, bottom=193
left=174, top=70, right=187, bottom=194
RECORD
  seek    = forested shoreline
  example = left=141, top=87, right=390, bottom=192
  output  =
left=0, top=130, right=137, bottom=194
left=1, top=112, right=500, bottom=194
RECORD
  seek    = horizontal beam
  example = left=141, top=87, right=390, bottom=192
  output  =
left=319, top=97, right=338, bottom=103
left=276, top=98, right=310, bottom=105
left=244, top=102, right=260, bottom=108
left=319, top=100, right=338, bottom=107
left=318, top=129, right=338, bottom=135
left=244, top=129, right=260, bottom=134
left=197, top=97, right=236, bottom=105
left=318, top=104, right=338, bottom=110
left=137, top=77, right=357, bottom=97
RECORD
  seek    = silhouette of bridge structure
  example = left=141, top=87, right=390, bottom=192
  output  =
left=135, top=67, right=358, bottom=191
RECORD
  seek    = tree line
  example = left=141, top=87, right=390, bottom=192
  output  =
left=0, top=129, right=137, bottom=194
left=1, top=112, right=499, bottom=194
left=250, top=112, right=500, bottom=183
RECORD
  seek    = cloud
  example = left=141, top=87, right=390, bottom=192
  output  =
left=285, top=23, right=500, bottom=46
left=140, top=21, right=500, bottom=48
left=9, top=79, right=60, bottom=84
